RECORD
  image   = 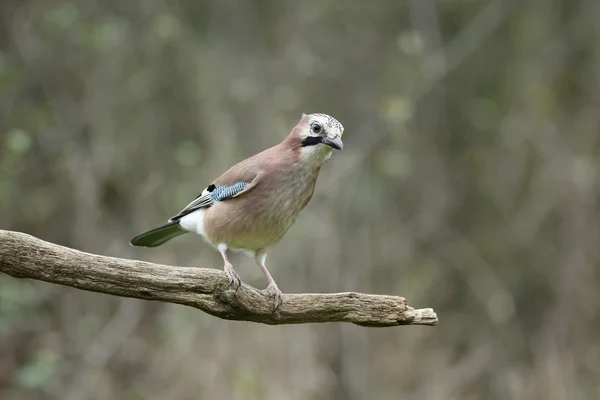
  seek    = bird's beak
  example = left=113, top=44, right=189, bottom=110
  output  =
left=322, top=136, right=343, bottom=150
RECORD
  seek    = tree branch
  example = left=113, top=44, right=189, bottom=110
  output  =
left=0, top=230, right=438, bottom=327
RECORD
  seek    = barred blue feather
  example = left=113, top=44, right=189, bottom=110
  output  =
left=169, top=181, right=249, bottom=221
left=211, top=181, right=248, bottom=202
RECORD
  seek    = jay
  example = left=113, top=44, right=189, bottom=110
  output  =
left=131, top=113, right=344, bottom=308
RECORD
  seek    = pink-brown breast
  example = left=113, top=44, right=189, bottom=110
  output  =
left=203, top=144, right=321, bottom=251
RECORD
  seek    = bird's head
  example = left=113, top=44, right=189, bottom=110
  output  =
left=290, top=113, right=344, bottom=163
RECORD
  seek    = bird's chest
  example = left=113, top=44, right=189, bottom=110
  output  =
left=269, top=167, right=319, bottom=216
left=205, top=167, right=319, bottom=250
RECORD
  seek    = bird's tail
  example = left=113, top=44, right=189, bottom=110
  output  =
left=130, top=220, right=187, bottom=247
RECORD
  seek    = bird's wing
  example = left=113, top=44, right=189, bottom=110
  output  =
left=169, top=161, right=263, bottom=221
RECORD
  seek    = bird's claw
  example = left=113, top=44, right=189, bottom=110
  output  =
left=224, top=263, right=241, bottom=290
left=263, top=282, right=283, bottom=310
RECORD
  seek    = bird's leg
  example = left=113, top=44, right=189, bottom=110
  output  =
left=255, top=250, right=283, bottom=309
left=218, top=243, right=240, bottom=289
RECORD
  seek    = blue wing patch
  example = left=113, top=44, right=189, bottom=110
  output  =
left=211, top=181, right=248, bottom=201
left=170, top=181, right=249, bottom=221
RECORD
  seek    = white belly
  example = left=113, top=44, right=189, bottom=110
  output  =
left=179, top=209, right=206, bottom=237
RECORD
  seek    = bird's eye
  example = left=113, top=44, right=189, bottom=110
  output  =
left=311, top=123, right=322, bottom=134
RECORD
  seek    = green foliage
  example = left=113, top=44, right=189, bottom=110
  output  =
left=16, top=350, right=59, bottom=390
left=6, top=129, right=31, bottom=155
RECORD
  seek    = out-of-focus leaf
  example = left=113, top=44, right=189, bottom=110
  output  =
left=45, top=3, right=79, bottom=30
left=6, top=129, right=31, bottom=155
left=382, top=96, right=414, bottom=124
left=397, top=30, right=425, bottom=55
left=16, top=350, right=59, bottom=389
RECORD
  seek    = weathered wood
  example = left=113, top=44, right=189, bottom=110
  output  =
left=0, top=230, right=438, bottom=327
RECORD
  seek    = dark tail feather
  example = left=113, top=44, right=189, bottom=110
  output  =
left=130, top=221, right=187, bottom=247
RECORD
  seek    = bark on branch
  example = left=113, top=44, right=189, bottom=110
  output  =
left=0, top=230, right=438, bottom=327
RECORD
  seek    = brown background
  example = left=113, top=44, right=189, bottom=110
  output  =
left=1, top=1, right=599, bottom=399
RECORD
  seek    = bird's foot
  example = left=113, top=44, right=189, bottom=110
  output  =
left=224, top=262, right=241, bottom=290
left=263, top=282, right=283, bottom=310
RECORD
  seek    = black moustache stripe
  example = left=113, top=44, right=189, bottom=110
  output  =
left=301, top=136, right=322, bottom=147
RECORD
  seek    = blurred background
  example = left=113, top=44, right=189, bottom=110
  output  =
left=1, top=0, right=599, bottom=399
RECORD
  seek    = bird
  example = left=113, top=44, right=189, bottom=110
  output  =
left=130, top=113, right=344, bottom=308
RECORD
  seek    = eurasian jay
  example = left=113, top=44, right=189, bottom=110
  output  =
left=130, top=113, right=344, bottom=308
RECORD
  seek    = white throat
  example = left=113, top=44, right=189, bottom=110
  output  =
left=300, top=145, right=333, bottom=165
